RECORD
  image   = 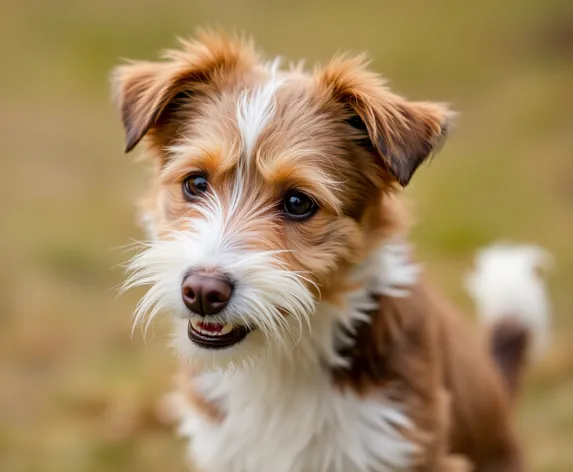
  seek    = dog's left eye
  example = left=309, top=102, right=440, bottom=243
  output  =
left=183, top=173, right=208, bottom=200
left=282, top=190, right=317, bottom=220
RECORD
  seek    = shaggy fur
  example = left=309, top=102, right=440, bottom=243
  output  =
left=113, top=31, right=551, bottom=472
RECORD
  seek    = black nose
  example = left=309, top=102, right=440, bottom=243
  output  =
left=181, top=275, right=233, bottom=316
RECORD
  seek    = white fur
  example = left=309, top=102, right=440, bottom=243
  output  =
left=236, top=58, right=285, bottom=160
left=166, top=241, right=421, bottom=472
left=464, top=243, right=552, bottom=360
left=137, top=209, right=159, bottom=241
left=176, top=360, right=414, bottom=472
left=123, top=188, right=316, bottom=368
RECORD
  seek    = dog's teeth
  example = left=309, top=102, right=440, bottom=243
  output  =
left=190, top=320, right=235, bottom=336
left=220, top=323, right=234, bottom=335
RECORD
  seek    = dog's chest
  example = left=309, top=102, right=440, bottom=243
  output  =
left=176, top=365, right=415, bottom=472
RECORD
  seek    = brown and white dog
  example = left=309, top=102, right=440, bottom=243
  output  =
left=113, top=31, right=552, bottom=472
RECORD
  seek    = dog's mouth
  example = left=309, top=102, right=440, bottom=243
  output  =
left=187, top=319, right=250, bottom=349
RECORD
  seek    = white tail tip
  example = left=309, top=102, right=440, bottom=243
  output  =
left=464, top=243, right=553, bottom=361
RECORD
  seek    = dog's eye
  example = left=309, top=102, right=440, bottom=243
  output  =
left=183, top=173, right=208, bottom=200
left=345, top=114, right=368, bottom=131
left=282, top=190, right=317, bottom=220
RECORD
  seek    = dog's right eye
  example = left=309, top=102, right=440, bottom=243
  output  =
left=282, top=190, right=317, bottom=221
left=183, top=173, right=208, bottom=201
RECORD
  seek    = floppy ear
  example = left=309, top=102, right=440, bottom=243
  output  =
left=112, top=60, right=180, bottom=153
left=111, top=32, right=256, bottom=153
left=317, top=56, right=454, bottom=186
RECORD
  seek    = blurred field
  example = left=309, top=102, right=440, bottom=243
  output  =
left=1, top=0, right=572, bottom=471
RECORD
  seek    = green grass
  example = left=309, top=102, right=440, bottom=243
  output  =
left=1, top=0, right=573, bottom=470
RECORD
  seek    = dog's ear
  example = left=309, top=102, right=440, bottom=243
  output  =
left=316, top=55, right=455, bottom=187
left=112, top=60, right=177, bottom=153
left=111, top=31, right=256, bottom=153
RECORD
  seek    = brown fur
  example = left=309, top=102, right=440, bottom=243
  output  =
left=488, top=318, right=531, bottom=399
left=113, top=31, right=526, bottom=471
left=332, top=278, right=524, bottom=471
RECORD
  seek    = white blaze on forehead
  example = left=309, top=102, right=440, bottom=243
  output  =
left=236, top=58, right=285, bottom=160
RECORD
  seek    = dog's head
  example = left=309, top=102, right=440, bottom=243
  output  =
left=114, top=31, right=452, bottom=368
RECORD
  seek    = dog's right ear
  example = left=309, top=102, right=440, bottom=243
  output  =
left=111, top=31, right=256, bottom=153
left=112, top=60, right=178, bottom=153
left=315, top=55, right=455, bottom=187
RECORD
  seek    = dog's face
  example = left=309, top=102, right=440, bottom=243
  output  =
left=115, top=32, right=451, bottom=368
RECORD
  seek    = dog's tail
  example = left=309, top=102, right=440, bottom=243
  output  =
left=464, top=243, right=552, bottom=398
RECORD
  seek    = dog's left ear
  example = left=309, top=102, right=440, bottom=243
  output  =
left=111, top=31, right=256, bottom=153
left=316, top=56, right=455, bottom=186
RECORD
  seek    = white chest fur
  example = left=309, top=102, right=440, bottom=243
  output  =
left=176, top=357, right=414, bottom=472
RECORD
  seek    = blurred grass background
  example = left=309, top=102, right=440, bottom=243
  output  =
left=1, top=0, right=572, bottom=471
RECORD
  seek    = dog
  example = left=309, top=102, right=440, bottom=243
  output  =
left=113, top=31, right=552, bottom=472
